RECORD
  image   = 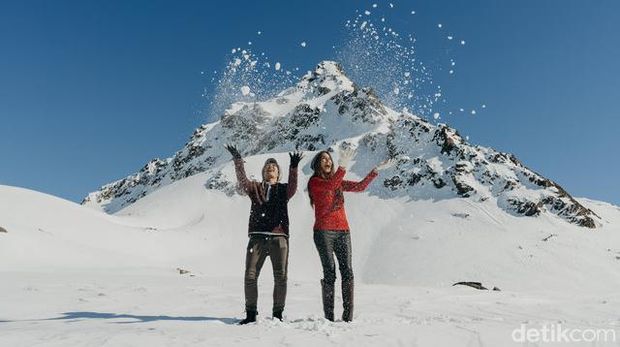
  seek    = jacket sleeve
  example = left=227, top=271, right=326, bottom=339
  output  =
left=233, top=158, right=252, bottom=195
left=342, top=170, right=378, bottom=192
left=327, top=167, right=346, bottom=190
left=286, top=166, right=298, bottom=200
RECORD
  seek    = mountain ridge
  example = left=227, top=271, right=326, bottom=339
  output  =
left=82, top=61, right=600, bottom=228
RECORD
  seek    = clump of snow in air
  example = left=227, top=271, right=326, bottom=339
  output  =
left=372, top=3, right=378, bottom=8
left=205, top=47, right=297, bottom=120
left=433, top=112, right=440, bottom=119
left=257, top=31, right=262, bottom=35
left=300, top=41, right=306, bottom=47
left=337, top=4, right=445, bottom=119
left=461, top=40, right=466, bottom=45
left=471, top=110, right=476, bottom=115
left=438, top=23, right=443, bottom=28
left=482, top=104, right=486, bottom=108
left=447, top=35, right=453, bottom=40
left=410, top=10, right=416, bottom=15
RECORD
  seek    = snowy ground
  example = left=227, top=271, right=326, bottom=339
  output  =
left=2, top=159, right=620, bottom=346
left=2, top=269, right=620, bottom=347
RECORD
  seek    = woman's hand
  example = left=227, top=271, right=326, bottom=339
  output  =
left=338, top=147, right=355, bottom=168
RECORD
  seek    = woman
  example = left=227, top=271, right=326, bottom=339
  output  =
left=307, top=148, right=391, bottom=322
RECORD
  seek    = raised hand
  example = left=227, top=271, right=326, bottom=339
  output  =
left=289, top=151, right=304, bottom=168
left=338, top=147, right=356, bottom=168
left=374, top=158, right=396, bottom=171
left=224, top=144, right=242, bottom=160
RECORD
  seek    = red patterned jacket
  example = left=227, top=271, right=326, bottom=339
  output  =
left=308, top=167, right=378, bottom=232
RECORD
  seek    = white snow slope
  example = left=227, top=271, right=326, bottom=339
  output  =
left=2, top=157, right=620, bottom=346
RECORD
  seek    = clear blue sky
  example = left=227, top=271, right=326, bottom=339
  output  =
left=1, top=0, right=619, bottom=205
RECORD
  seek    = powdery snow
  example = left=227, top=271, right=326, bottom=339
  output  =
left=2, top=160, right=620, bottom=346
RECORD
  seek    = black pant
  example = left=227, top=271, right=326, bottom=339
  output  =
left=313, top=230, right=353, bottom=284
left=244, top=235, right=289, bottom=312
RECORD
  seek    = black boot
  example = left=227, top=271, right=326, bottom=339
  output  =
left=272, top=309, right=283, bottom=321
left=321, top=279, right=335, bottom=321
left=342, top=280, right=354, bottom=322
left=239, top=310, right=257, bottom=325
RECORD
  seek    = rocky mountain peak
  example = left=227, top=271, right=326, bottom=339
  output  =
left=82, top=61, right=600, bottom=229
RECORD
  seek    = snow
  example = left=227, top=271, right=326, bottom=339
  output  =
left=364, top=10, right=371, bottom=15
left=300, top=41, right=307, bottom=48
left=4, top=57, right=620, bottom=345
left=275, top=62, right=281, bottom=71
left=240, top=86, right=251, bottom=96
left=2, top=156, right=620, bottom=346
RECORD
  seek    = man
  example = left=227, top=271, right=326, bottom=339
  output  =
left=225, top=145, right=303, bottom=324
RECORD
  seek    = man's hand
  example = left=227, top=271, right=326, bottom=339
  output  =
left=224, top=144, right=242, bottom=160
left=289, top=151, right=304, bottom=168
left=338, top=147, right=355, bottom=168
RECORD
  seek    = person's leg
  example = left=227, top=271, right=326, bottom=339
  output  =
left=313, top=231, right=337, bottom=321
left=242, top=236, right=268, bottom=324
left=269, top=236, right=289, bottom=320
left=334, top=232, right=354, bottom=322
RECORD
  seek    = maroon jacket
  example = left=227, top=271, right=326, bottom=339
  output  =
left=233, top=159, right=298, bottom=236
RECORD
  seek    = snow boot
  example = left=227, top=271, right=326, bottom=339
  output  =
left=321, top=279, right=335, bottom=321
left=342, top=280, right=354, bottom=322
left=272, top=309, right=283, bottom=321
left=239, top=310, right=257, bottom=325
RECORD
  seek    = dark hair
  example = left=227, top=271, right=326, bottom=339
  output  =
left=307, top=150, right=335, bottom=206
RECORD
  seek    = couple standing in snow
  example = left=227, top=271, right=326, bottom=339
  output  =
left=224, top=145, right=392, bottom=324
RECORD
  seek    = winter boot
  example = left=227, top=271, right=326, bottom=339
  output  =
left=342, top=280, right=354, bottom=322
left=321, top=279, right=335, bottom=321
left=272, top=309, right=283, bottom=321
left=239, top=310, right=257, bottom=325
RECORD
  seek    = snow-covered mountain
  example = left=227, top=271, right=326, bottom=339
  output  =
left=83, top=61, right=599, bottom=228
left=3, top=61, right=620, bottom=345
